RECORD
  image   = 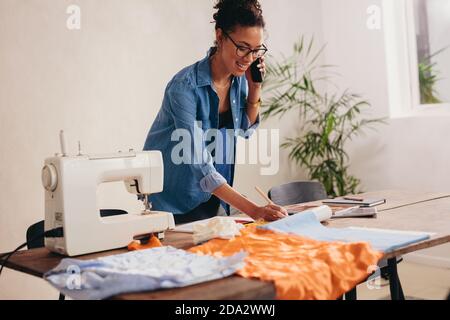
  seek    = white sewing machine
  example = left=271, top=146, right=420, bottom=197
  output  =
left=41, top=131, right=174, bottom=256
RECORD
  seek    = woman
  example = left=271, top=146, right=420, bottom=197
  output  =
left=144, top=0, right=287, bottom=224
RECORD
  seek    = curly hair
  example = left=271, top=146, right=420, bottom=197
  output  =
left=212, top=0, right=265, bottom=33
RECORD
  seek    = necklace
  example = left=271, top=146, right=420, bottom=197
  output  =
left=210, top=55, right=232, bottom=90
left=213, top=79, right=231, bottom=90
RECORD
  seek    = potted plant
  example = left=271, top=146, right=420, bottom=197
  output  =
left=418, top=46, right=448, bottom=104
left=262, top=36, right=385, bottom=197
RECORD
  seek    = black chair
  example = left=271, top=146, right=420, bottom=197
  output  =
left=268, top=180, right=404, bottom=300
left=26, top=221, right=46, bottom=249
left=26, top=209, right=127, bottom=300
left=268, top=180, right=328, bottom=205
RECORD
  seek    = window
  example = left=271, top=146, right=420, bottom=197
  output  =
left=383, top=0, right=450, bottom=117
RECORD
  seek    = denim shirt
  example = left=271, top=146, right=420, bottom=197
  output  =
left=143, top=50, right=260, bottom=215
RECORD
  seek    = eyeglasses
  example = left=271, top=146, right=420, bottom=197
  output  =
left=222, top=30, right=268, bottom=59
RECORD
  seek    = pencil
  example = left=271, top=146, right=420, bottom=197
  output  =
left=255, top=186, right=274, bottom=205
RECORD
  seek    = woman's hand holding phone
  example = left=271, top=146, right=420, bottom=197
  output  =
left=245, top=56, right=265, bottom=125
left=246, top=56, right=266, bottom=87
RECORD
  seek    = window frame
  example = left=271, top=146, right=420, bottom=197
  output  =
left=382, top=0, right=450, bottom=118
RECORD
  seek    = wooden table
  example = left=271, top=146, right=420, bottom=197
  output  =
left=1, top=190, right=449, bottom=300
left=1, top=232, right=276, bottom=300
left=308, top=189, right=450, bottom=260
left=311, top=190, right=450, bottom=300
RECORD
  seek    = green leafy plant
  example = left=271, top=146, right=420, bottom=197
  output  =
left=261, top=36, right=385, bottom=197
left=418, top=47, right=448, bottom=104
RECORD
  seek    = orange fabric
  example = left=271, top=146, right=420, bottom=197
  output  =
left=127, top=235, right=162, bottom=251
left=190, top=226, right=383, bottom=300
left=242, top=219, right=268, bottom=228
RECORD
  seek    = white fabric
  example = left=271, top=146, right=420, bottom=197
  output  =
left=193, top=216, right=244, bottom=244
left=44, top=246, right=246, bottom=300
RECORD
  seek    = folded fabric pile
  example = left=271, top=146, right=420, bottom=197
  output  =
left=44, top=246, right=246, bottom=300
left=190, top=226, right=383, bottom=300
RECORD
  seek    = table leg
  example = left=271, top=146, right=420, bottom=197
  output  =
left=345, top=287, right=357, bottom=300
left=387, top=257, right=405, bottom=300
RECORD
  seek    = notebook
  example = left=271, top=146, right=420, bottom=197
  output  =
left=322, top=197, right=386, bottom=207
left=330, top=206, right=377, bottom=219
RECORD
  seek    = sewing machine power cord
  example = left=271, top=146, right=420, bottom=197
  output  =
left=0, top=227, right=64, bottom=278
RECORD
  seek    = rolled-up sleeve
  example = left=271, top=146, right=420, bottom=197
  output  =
left=167, top=81, right=226, bottom=193
left=199, top=171, right=227, bottom=193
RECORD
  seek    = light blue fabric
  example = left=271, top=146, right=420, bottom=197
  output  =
left=44, top=246, right=246, bottom=300
left=260, top=212, right=430, bottom=253
left=144, top=48, right=259, bottom=215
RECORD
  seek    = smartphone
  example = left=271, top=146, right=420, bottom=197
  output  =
left=250, top=58, right=263, bottom=83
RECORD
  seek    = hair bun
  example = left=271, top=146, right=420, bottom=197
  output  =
left=213, top=0, right=265, bottom=32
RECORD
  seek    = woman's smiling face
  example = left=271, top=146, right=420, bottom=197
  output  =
left=216, top=25, right=265, bottom=77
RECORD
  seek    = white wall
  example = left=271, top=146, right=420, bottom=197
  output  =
left=320, top=0, right=450, bottom=267
left=0, top=0, right=323, bottom=299
left=236, top=0, right=324, bottom=202
left=321, top=0, right=450, bottom=194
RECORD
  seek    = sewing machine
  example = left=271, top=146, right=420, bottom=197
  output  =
left=41, top=131, right=174, bottom=256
